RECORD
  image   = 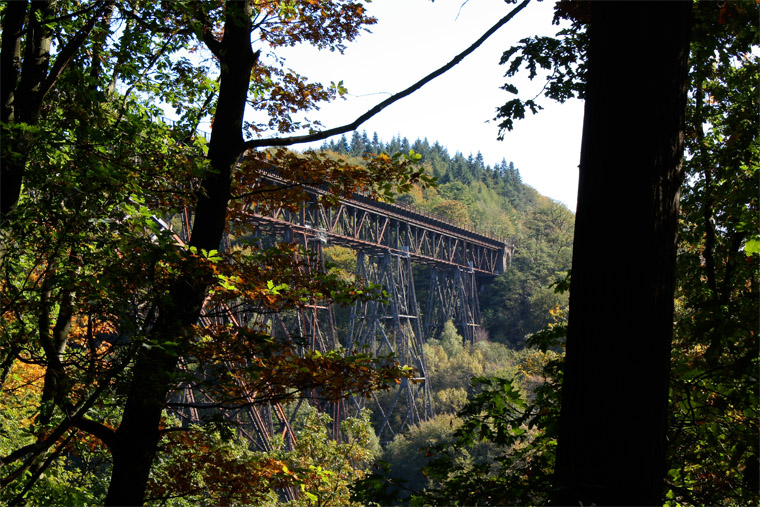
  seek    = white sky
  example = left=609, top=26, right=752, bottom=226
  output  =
left=275, top=0, right=584, bottom=211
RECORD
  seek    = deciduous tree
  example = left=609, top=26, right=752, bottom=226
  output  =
left=666, top=2, right=759, bottom=503
left=0, top=1, right=534, bottom=504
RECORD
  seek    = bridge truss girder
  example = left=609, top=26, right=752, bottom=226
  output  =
left=246, top=183, right=513, bottom=276
left=168, top=183, right=512, bottom=450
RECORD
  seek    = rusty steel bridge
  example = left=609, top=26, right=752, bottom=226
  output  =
left=170, top=171, right=514, bottom=449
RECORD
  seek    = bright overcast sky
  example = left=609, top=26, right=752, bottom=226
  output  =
left=275, top=0, right=585, bottom=211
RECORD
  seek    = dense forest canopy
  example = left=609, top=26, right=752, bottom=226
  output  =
left=0, top=0, right=757, bottom=506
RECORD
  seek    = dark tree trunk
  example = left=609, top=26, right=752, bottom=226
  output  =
left=553, top=2, right=691, bottom=505
left=0, top=0, right=47, bottom=222
left=0, top=1, right=27, bottom=124
left=103, top=2, right=256, bottom=505
left=1, top=0, right=113, bottom=222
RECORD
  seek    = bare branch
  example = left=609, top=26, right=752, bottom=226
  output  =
left=243, top=0, right=531, bottom=150
left=73, top=416, right=116, bottom=447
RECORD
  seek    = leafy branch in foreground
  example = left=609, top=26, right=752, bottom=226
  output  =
left=2, top=0, right=536, bottom=502
left=409, top=313, right=566, bottom=506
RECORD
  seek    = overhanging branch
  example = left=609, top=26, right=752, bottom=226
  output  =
left=243, top=0, right=531, bottom=150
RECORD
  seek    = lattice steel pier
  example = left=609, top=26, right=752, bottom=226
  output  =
left=241, top=177, right=514, bottom=439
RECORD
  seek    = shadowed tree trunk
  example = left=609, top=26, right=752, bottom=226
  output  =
left=1, top=0, right=114, bottom=223
left=102, top=1, right=256, bottom=504
left=553, top=2, right=691, bottom=505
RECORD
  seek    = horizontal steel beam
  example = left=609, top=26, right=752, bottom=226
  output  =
left=247, top=174, right=515, bottom=275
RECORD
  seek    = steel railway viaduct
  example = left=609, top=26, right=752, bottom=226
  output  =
left=172, top=172, right=515, bottom=448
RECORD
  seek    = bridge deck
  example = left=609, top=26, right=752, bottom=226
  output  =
left=247, top=172, right=515, bottom=275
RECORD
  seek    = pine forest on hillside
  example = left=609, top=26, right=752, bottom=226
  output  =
left=1, top=1, right=757, bottom=506
left=319, top=132, right=574, bottom=349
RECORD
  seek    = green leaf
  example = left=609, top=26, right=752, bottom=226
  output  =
left=743, top=237, right=760, bottom=255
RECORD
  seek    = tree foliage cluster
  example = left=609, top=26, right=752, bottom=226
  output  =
left=363, top=320, right=562, bottom=502
left=666, top=2, right=759, bottom=503
left=351, top=304, right=566, bottom=506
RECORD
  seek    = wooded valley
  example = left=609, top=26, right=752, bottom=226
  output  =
left=1, top=1, right=757, bottom=506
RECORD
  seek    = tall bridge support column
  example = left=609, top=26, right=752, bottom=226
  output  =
left=346, top=249, right=433, bottom=441
left=263, top=225, right=346, bottom=439
left=246, top=220, right=339, bottom=355
left=424, top=265, right=483, bottom=345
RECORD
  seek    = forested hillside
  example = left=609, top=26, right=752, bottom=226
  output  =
left=1, top=1, right=755, bottom=505
left=320, top=132, right=574, bottom=347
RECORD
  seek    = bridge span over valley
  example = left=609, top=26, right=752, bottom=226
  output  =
left=166, top=170, right=515, bottom=447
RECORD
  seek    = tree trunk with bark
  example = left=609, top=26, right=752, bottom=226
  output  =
left=1, top=0, right=114, bottom=222
left=553, top=2, right=691, bottom=505
left=103, top=2, right=256, bottom=504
